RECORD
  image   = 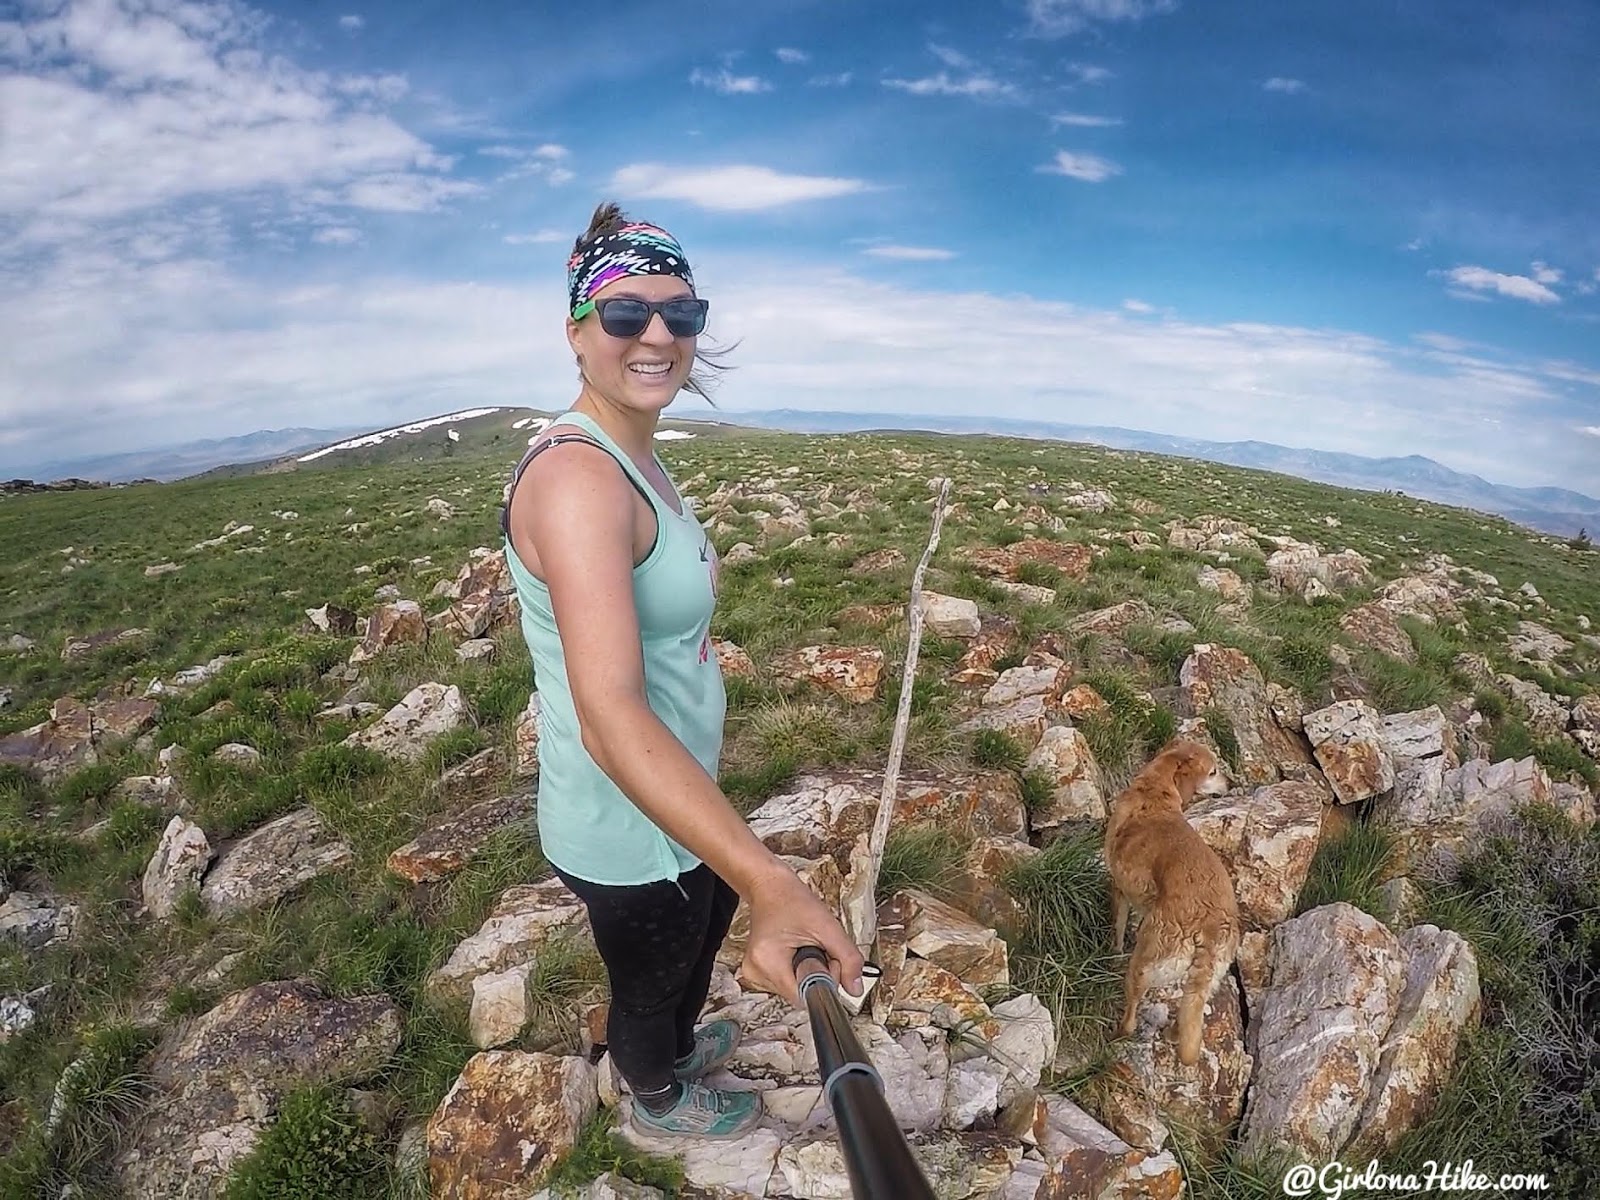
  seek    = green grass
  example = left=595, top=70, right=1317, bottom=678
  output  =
left=542, top=1110, right=687, bottom=1197
left=876, top=825, right=970, bottom=905
left=1295, top=823, right=1398, bottom=918
left=220, top=1084, right=389, bottom=1200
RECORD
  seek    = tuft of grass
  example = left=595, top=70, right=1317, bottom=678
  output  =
left=1201, top=705, right=1243, bottom=776
left=1355, top=648, right=1450, bottom=713
left=876, top=825, right=969, bottom=905
left=970, top=729, right=1028, bottom=773
left=1295, top=822, right=1397, bottom=918
left=1019, top=767, right=1056, bottom=816
left=220, top=1084, right=388, bottom=1200
left=542, top=1110, right=686, bottom=1197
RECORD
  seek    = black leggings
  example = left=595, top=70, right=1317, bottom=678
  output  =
left=553, top=862, right=740, bottom=1095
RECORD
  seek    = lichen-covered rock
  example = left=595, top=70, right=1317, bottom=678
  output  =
left=387, top=793, right=531, bottom=884
left=921, top=591, right=982, bottom=638
left=349, top=599, right=426, bottom=664
left=426, top=877, right=591, bottom=1006
left=143, top=816, right=213, bottom=919
left=428, top=1051, right=598, bottom=1199
left=1303, top=699, right=1396, bottom=804
left=343, top=682, right=468, bottom=762
left=1180, top=644, right=1316, bottom=785
left=1185, top=779, right=1327, bottom=928
left=1025, top=725, right=1107, bottom=829
left=1339, top=602, right=1416, bottom=662
left=1238, top=904, right=1403, bottom=1162
left=770, top=645, right=885, bottom=704
left=200, top=808, right=353, bottom=918
left=116, top=981, right=402, bottom=1198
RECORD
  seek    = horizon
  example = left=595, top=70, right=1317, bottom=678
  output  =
left=3, top=0, right=1598, bottom=491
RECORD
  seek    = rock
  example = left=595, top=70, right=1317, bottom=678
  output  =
left=427, top=497, right=455, bottom=520
left=950, top=615, right=1021, bottom=687
left=770, top=645, right=885, bottom=704
left=456, top=639, right=497, bottom=663
left=530, top=1173, right=663, bottom=1200
left=427, top=1052, right=597, bottom=1198
left=1063, top=488, right=1116, bottom=513
left=900, top=888, right=1010, bottom=989
left=349, top=600, right=426, bottom=665
left=713, top=637, right=758, bottom=679
left=921, top=591, right=982, bottom=638
left=988, top=994, right=1055, bottom=1104
left=984, top=663, right=1068, bottom=707
left=0, top=696, right=98, bottom=783
left=1197, top=565, right=1251, bottom=606
left=850, top=547, right=905, bottom=574
left=1180, top=644, right=1316, bottom=785
left=145, top=561, right=181, bottom=577
left=947, top=836, right=1039, bottom=939
left=61, top=627, right=147, bottom=662
left=375, top=584, right=403, bottom=603
left=992, top=580, right=1057, bottom=605
left=1186, top=779, right=1327, bottom=929
left=1302, top=699, right=1396, bottom=804
left=304, top=601, right=358, bottom=640
left=0, top=892, right=79, bottom=950
left=887, top=958, right=998, bottom=1041
left=514, top=692, right=541, bottom=777
left=469, top=964, right=534, bottom=1049
left=1376, top=756, right=1556, bottom=875
left=1238, top=904, right=1404, bottom=1162
left=0, top=988, right=49, bottom=1043
left=143, top=817, right=213, bottom=919
left=200, top=808, right=355, bottom=918
left=1068, top=600, right=1152, bottom=640
left=1572, top=694, right=1600, bottom=735
left=343, top=683, right=468, bottom=762
left=1100, top=975, right=1251, bottom=1153
left=746, top=768, right=1026, bottom=872
left=116, top=981, right=402, bottom=1198
left=432, top=551, right=519, bottom=643
left=1508, top=620, right=1573, bottom=664
left=1498, top=674, right=1570, bottom=739
left=3, top=634, right=35, bottom=654
left=1345, top=926, right=1480, bottom=1159
left=1032, top=1095, right=1185, bottom=1199
left=1266, top=545, right=1373, bottom=595
left=961, top=538, right=1092, bottom=583
left=955, top=694, right=1051, bottom=752
left=211, top=742, right=262, bottom=770
left=388, top=793, right=531, bottom=884
left=1166, top=516, right=1262, bottom=555
left=1375, top=574, right=1461, bottom=624
left=1339, top=602, right=1416, bottom=663
left=426, top=877, right=591, bottom=1006
left=1379, top=706, right=1458, bottom=770
left=1025, top=726, right=1106, bottom=830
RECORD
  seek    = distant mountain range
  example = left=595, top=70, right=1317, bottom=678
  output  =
left=15, top=407, right=1597, bottom=539
left=21, top=426, right=369, bottom=484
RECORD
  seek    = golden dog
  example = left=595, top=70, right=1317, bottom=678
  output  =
left=1104, top=739, right=1238, bottom=1066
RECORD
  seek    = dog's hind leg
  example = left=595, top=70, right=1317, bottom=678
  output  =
left=1111, top=887, right=1130, bottom=952
left=1117, top=928, right=1159, bottom=1038
left=1175, top=933, right=1232, bottom=1066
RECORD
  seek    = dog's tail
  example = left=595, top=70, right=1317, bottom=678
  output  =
left=1176, top=922, right=1237, bottom=1066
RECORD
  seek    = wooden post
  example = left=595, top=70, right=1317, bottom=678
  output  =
left=854, top=476, right=953, bottom=952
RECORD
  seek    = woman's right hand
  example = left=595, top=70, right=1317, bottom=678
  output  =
left=738, top=864, right=865, bottom=1007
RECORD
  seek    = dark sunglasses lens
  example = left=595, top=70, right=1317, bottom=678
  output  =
left=661, top=299, right=707, bottom=336
left=598, top=299, right=650, bottom=337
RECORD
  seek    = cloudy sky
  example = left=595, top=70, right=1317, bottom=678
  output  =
left=3, top=0, right=1598, bottom=490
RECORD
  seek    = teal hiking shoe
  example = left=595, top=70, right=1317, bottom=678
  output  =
left=673, top=1018, right=742, bottom=1082
left=631, top=1080, right=763, bottom=1140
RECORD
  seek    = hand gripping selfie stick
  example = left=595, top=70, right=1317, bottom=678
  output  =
left=792, top=946, right=939, bottom=1200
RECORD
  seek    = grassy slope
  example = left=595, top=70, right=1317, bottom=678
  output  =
left=1, top=427, right=1596, bottom=1197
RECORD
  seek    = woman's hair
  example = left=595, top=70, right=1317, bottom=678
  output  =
left=571, top=200, right=738, bottom=405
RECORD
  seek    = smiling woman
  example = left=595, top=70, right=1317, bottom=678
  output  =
left=496, top=200, right=864, bottom=1140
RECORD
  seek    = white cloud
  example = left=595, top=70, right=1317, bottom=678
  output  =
left=1263, top=77, right=1307, bottom=94
left=1580, top=426, right=1600, bottom=438
left=478, top=143, right=573, bottom=185
left=1038, top=150, right=1122, bottom=182
left=1066, top=63, right=1113, bottom=84
left=1530, top=260, right=1563, bottom=285
left=775, top=47, right=809, bottom=64
left=929, top=44, right=971, bottom=68
left=1051, top=112, right=1122, bottom=127
left=883, top=72, right=1017, bottom=99
left=608, top=163, right=872, bottom=211
left=504, top=230, right=566, bottom=245
left=313, top=226, right=360, bottom=245
left=1122, top=299, right=1155, bottom=313
left=339, top=14, right=363, bottom=30
left=807, top=72, right=853, bottom=87
left=1441, top=265, right=1561, bottom=305
left=8, top=249, right=1596, bottom=492
left=340, top=174, right=483, bottom=212
left=863, top=245, right=957, bottom=261
left=1026, top=0, right=1178, bottom=36
left=689, top=67, right=772, bottom=95
left=0, top=0, right=466, bottom=236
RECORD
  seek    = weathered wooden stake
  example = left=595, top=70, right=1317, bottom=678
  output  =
left=854, top=475, right=953, bottom=952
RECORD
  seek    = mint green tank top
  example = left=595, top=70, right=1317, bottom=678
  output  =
left=500, top=411, right=726, bottom=886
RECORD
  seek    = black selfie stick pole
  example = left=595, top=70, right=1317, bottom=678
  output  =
left=792, top=945, right=939, bottom=1200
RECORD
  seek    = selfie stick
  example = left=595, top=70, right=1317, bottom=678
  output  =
left=792, top=946, right=939, bottom=1200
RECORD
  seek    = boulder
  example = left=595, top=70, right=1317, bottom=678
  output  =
left=200, top=808, right=354, bottom=918
left=116, top=981, right=402, bottom=1198
left=426, top=877, right=591, bottom=1006
left=1186, top=779, right=1328, bottom=929
left=1180, top=645, right=1316, bottom=785
left=343, top=682, right=468, bottom=762
left=143, top=817, right=213, bottom=919
left=921, top=592, right=982, bottom=638
left=1339, top=602, right=1416, bottom=663
left=349, top=600, right=426, bottom=664
left=427, top=1052, right=597, bottom=1199
left=1302, top=699, right=1396, bottom=804
left=1024, top=726, right=1106, bottom=830
left=770, top=645, right=885, bottom=704
left=387, top=793, right=531, bottom=884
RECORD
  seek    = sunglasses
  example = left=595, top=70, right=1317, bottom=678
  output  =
left=572, top=296, right=709, bottom=339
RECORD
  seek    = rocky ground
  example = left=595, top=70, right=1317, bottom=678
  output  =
left=1, top=432, right=1597, bottom=1197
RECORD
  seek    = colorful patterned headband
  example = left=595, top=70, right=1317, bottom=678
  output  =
left=567, top=222, right=695, bottom=319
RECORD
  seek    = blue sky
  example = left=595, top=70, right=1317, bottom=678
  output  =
left=2, top=0, right=1598, bottom=490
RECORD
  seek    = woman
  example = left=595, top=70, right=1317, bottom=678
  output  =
left=499, top=201, right=864, bottom=1139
